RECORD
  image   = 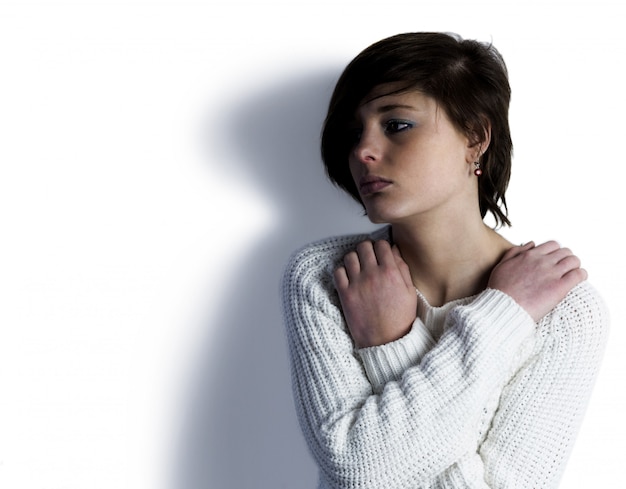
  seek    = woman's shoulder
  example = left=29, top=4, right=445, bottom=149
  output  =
left=283, top=227, right=389, bottom=283
left=552, top=281, right=609, bottom=327
left=538, top=280, right=609, bottom=350
left=281, top=231, right=377, bottom=327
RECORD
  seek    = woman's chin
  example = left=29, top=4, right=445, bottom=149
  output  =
left=364, top=208, right=397, bottom=225
left=363, top=202, right=408, bottom=225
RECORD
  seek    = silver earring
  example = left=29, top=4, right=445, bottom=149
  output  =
left=473, top=160, right=482, bottom=176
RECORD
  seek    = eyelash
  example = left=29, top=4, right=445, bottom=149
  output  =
left=384, top=119, right=414, bottom=133
left=349, top=119, right=414, bottom=143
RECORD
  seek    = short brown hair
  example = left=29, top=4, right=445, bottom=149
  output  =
left=321, top=32, right=513, bottom=227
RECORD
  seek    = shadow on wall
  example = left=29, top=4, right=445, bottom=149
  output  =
left=173, top=69, right=375, bottom=488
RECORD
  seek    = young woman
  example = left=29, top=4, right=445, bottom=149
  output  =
left=282, top=32, right=608, bottom=488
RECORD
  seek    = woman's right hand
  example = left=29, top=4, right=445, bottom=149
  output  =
left=488, top=241, right=587, bottom=322
left=334, top=240, right=418, bottom=348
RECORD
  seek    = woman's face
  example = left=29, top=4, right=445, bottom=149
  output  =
left=348, top=84, right=481, bottom=226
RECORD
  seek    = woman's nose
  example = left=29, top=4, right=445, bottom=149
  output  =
left=352, top=129, right=381, bottom=164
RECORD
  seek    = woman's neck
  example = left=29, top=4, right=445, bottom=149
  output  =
left=391, top=217, right=512, bottom=307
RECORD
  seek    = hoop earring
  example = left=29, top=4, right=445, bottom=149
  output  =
left=473, top=160, right=483, bottom=176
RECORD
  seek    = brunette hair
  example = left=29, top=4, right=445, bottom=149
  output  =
left=321, top=32, right=513, bottom=227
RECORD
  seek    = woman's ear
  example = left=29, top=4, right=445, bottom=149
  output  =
left=466, top=119, right=492, bottom=162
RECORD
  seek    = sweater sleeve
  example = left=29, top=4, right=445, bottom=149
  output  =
left=357, top=317, right=436, bottom=392
left=425, top=282, right=609, bottom=488
left=478, top=281, right=608, bottom=487
left=282, top=240, right=536, bottom=489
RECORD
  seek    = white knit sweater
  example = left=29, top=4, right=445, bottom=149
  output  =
left=282, top=228, right=608, bottom=489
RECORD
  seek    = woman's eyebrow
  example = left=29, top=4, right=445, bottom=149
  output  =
left=376, top=103, right=419, bottom=113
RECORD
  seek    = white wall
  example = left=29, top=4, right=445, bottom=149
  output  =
left=0, top=1, right=623, bottom=488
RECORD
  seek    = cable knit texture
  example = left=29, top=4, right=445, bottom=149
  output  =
left=281, top=228, right=608, bottom=489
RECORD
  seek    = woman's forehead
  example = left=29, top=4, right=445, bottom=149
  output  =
left=356, top=85, right=433, bottom=114
left=362, top=81, right=415, bottom=100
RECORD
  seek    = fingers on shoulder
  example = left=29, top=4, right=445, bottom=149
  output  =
left=555, top=251, right=582, bottom=274
left=501, top=240, right=535, bottom=261
left=542, top=243, right=584, bottom=274
left=334, top=240, right=377, bottom=286
left=561, top=267, right=588, bottom=289
left=534, top=240, right=561, bottom=254
left=342, top=249, right=361, bottom=272
left=372, top=240, right=408, bottom=273
left=333, top=265, right=349, bottom=290
left=373, top=239, right=396, bottom=266
left=350, top=239, right=395, bottom=266
left=536, top=242, right=587, bottom=283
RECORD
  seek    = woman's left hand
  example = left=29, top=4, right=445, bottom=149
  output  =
left=488, top=240, right=587, bottom=322
left=334, top=240, right=418, bottom=348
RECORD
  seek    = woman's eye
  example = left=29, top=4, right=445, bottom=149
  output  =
left=385, top=120, right=413, bottom=133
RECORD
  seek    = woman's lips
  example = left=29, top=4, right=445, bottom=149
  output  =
left=359, top=176, right=392, bottom=196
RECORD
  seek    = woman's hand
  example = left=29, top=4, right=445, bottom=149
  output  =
left=488, top=241, right=587, bottom=322
left=334, top=240, right=418, bottom=348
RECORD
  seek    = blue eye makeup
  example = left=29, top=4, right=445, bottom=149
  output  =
left=345, top=118, right=414, bottom=145
left=384, top=119, right=414, bottom=133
